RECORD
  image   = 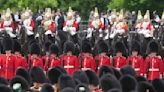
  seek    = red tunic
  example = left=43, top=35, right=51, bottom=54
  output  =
left=113, top=56, right=127, bottom=70
left=95, top=55, right=112, bottom=70
left=78, top=53, right=95, bottom=71
left=126, top=56, right=144, bottom=76
left=1, top=21, right=14, bottom=29
left=63, top=20, right=78, bottom=31
left=143, top=56, right=163, bottom=80
left=28, top=55, right=43, bottom=69
left=42, top=55, right=49, bottom=71
left=15, top=56, right=27, bottom=70
left=61, top=55, right=79, bottom=75
left=0, top=55, right=16, bottom=80
left=48, top=22, right=55, bottom=32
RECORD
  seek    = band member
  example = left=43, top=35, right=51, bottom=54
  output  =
left=21, top=8, right=35, bottom=40
left=113, top=41, right=127, bottom=70
left=42, top=41, right=51, bottom=71
left=0, top=8, right=15, bottom=38
left=13, top=40, right=27, bottom=70
left=126, top=40, right=144, bottom=76
left=79, top=39, right=95, bottom=71
left=48, top=44, right=61, bottom=69
left=143, top=40, right=163, bottom=80
left=42, top=8, right=55, bottom=40
left=61, top=41, right=79, bottom=75
left=95, top=40, right=112, bottom=72
left=87, top=7, right=103, bottom=38
left=0, top=37, right=16, bottom=80
left=28, top=43, right=43, bottom=69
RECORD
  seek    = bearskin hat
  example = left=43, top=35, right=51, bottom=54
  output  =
left=13, top=39, right=21, bottom=53
left=40, top=83, right=54, bottom=92
left=120, top=75, right=137, bottom=92
left=136, top=76, right=147, bottom=82
left=49, top=44, right=60, bottom=55
left=100, top=74, right=121, bottom=92
left=137, top=81, right=156, bottom=92
left=10, top=76, right=29, bottom=91
left=152, top=78, right=164, bottom=92
left=72, top=70, right=89, bottom=85
left=82, top=39, right=92, bottom=53
left=112, top=67, right=122, bottom=80
left=131, top=40, right=141, bottom=54
left=147, top=40, right=159, bottom=54
left=29, top=43, right=41, bottom=55
left=0, top=77, right=9, bottom=85
left=0, top=84, right=13, bottom=92
left=98, top=66, right=114, bottom=78
left=29, top=66, right=47, bottom=84
left=15, top=67, right=31, bottom=85
left=61, top=87, right=75, bottom=92
left=75, top=83, right=90, bottom=92
left=85, top=70, right=99, bottom=87
left=114, top=41, right=127, bottom=56
left=63, top=41, right=75, bottom=53
left=58, top=74, right=76, bottom=91
left=97, top=40, right=108, bottom=54
left=120, top=65, right=136, bottom=77
left=2, top=37, right=13, bottom=51
left=44, top=41, right=51, bottom=52
left=48, top=67, right=63, bottom=84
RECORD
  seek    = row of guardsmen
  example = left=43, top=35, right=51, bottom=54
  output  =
left=0, top=36, right=163, bottom=81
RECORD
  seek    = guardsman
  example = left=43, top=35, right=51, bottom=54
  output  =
left=113, top=41, right=127, bottom=70
left=126, top=40, right=144, bottom=76
left=79, top=39, right=95, bottom=71
left=135, top=10, right=143, bottom=33
left=28, top=43, right=43, bottom=69
left=60, top=41, right=79, bottom=75
left=95, top=40, right=112, bottom=72
left=13, top=40, right=27, bottom=70
left=143, top=40, right=163, bottom=80
left=0, top=37, right=16, bottom=80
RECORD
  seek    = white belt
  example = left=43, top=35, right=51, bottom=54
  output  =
left=134, top=68, right=140, bottom=71
left=149, top=68, right=159, bottom=71
left=64, top=66, right=74, bottom=68
left=116, top=68, right=120, bottom=70
left=81, top=68, right=91, bottom=71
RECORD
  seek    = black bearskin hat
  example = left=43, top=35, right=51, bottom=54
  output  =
left=131, top=40, right=141, bottom=54
left=152, top=78, right=164, bottom=92
left=120, top=75, right=137, bottom=92
left=63, top=41, right=75, bottom=53
left=44, top=41, right=51, bottom=52
left=10, top=76, right=29, bottom=91
left=147, top=40, right=159, bottom=54
left=0, top=84, right=13, bottom=92
left=15, top=67, right=31, bottom=85
left=40, top=83, right=54, bottom=92
left=85, top=70, right=99, bottom=87
left=97, top=40, right=108, bottom=54
left=75, top=83, right=90, bottom=92
left=120, top=65, right=136, bottom=77
left=29, top=43, right=41, bottom=55
left=13, top=39, right=21, bottom=53
left=72, top=70, right=89, bottom=85
left=100, top=74, right=121, bottom=92
left=49, top=44, right=60, bottom=55
left=137, top=81, right=156, bottom=92
left=58, top=74, right=76, bottom=91
left=29, top=66, right=47, bottom=84
left=82, top=39, right=92, bottom=53
left=48, top=67, right=63, bottom=84
left=2, top=37, right=13, bottom=51
left=114, top=41, right=127, bottom=55
left=98, top=66, right=114, bottom=78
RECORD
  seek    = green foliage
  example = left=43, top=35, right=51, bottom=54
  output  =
left=0, top=0, right=163, bottom=19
